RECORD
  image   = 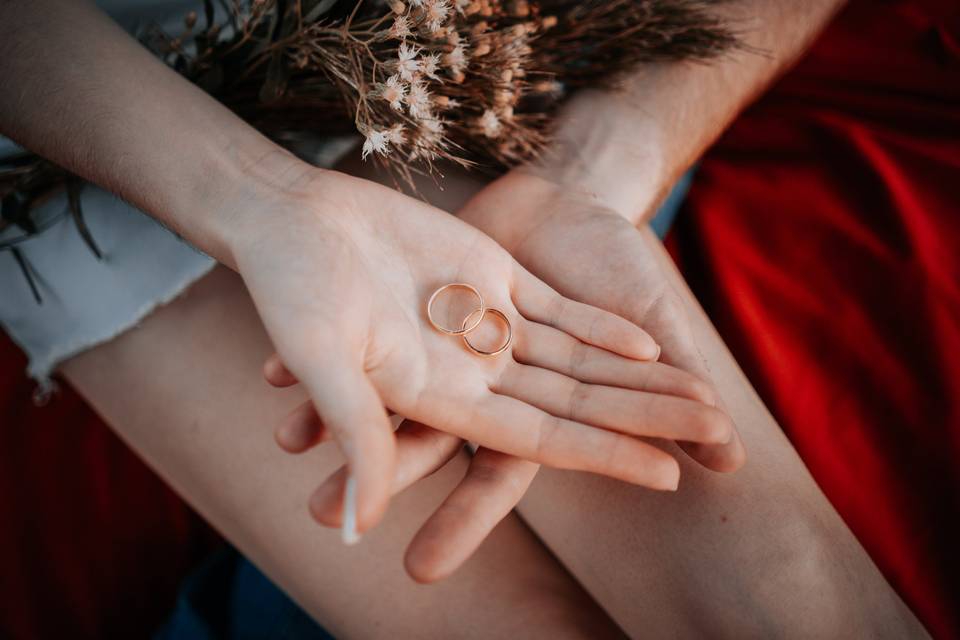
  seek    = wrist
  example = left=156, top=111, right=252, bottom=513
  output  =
left=179, top=140, right=323, bottom=269
left=533, top=89, right=671, bottom=225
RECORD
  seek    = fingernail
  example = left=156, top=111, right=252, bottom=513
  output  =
left=654, top=344, right=662, bottom=362
left=341, top=474, right=361, bottom=546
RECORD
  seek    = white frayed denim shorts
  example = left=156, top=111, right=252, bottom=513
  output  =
left=0, top=127, right=357, bottom=385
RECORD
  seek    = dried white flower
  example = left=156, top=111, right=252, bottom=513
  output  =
left=478, top=108, right=502, bottom=138
left=433, top=95, right=459, bottom=109
left=362, top=129, right=390, bottom=160
left=390, top=14, right=413, bottom=39
left=374, top=74, right=407, bottom=111
left=453, top=0, right=470, bottom=15
left=424, top=0, right=451, bottom=33
left=407, top=80, right=432, bottom=119
left=395, top=42, right=422, bottom=81
left=421, top=118, right=444, bottom=141
left=443, top=43, right=468, bottom=76
left=410, top=118, right=445, bottom=160
left=421, top=53, right=442, bottom=80
left=386, top=123, right=407, bottom=146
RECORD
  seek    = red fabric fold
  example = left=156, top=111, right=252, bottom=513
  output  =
left=673, top=2, right=960, bottom=636
left=1, top=0, right=957, bottom=636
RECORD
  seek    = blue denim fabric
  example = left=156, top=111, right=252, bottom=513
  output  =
left=155, top=548, right=333, bottom=640
left=651, top=170, right=693, bottom=239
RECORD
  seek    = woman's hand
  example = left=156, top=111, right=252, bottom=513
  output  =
left=231, top=165, right=734, bottom=545
left=316, top=167, right=745, bottom=581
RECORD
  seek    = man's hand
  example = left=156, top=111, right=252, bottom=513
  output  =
left=291, top=168, right=746, bottom=583
left=458, top=170, right=746, bottom=472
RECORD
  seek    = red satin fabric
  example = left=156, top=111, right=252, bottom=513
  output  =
left=673, top=1, right=960, bottom=637
left=1, top=0, right=958, bottom=637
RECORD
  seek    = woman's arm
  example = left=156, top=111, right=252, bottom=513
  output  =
left=0, top=0, right=734, bottom=547
left=0, top=0, right=289, bottom=264
left=496, top=0, right=848, bottom=229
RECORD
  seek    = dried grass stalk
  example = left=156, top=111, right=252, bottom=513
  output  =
left=1, top=0, right=738, bottom=244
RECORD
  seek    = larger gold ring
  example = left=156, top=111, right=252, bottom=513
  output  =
left=426, top=283, right=485, bottom=336
left=461, top=307, right=512, bottom=357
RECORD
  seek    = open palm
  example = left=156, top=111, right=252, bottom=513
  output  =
left=237, top=168, right=733, bottom=547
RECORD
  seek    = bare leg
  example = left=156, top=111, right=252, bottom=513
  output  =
left=514, top=227, right=929, bottom=638
left=61, top=266, right=624, bottom=639
left=63, top=155, right=926, bottom=638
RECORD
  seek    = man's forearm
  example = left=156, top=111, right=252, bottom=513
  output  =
left=0, top=0, right=297, bottom=265
left=537, top=0, right=846, bottom=224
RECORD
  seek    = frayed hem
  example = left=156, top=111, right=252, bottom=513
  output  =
left=25, top=258, right=217, bottom=385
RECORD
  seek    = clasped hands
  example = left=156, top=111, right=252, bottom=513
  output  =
left=228, top=161, right=745, bottom=582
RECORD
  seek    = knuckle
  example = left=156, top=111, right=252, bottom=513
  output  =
left=545, top=295, right=567, bottom=328
left=566, top=380, right=591, bottom=421
left=568, top=338, right=591, bottom=378
left=534, top=412, right=561, bottom=460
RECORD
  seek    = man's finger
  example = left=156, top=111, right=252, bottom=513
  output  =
left=263, top=352, right=299, bottom=387
left=405, top=449, right=539, bottom=583
left=512, top=265, right=659, bottom=361
left=310, top=420, right=463, bottom=526
left=275, top=399, right=329, bottom=453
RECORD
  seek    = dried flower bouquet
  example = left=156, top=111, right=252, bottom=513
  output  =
left=1, top=0, right=738, bottom=256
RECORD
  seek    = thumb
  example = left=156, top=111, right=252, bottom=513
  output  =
left=296, top=349, right=396, bottom=544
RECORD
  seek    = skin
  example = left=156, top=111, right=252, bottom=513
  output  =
left=0, top=0, right=731, bottom=542
left=266, top=0, right=857, bottom=570
left=279, top=156, right=929, bottom=635
left=61, top=166, right=929, bottom=637
left=62, top=265, right=629, bottom=640
left=1, top=0, right=932, bottom=635
left=253, top=0, right=925, bottom=631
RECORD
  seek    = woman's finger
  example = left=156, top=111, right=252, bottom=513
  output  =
left=434, top=391, right=680, bottom=490
left=263, top=352, right=299, bottom=387
left=494, top=362, right=732, bottom=445
left=511, top=264, right=659, bottom=361
left=405, top=449, right=539, bottom=583
left=295, top=350, right=396, bottom=543
left=275, top=399, right=329, bottom=453
left=513, top=320, right=719, bottom=406
left=310, top=420, right=463, bottom=526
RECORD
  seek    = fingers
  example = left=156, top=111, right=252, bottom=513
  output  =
left=310, top=420, right=463, bottom=526
left=495, top=362, right=732, bottom=446
left=263, top=352, right=298, bottom=387
left=275, top=399, right=329, bottom=453
left=264, top=353, right=323, bottom=453
left=514, top=320, right=719, bottom=405
left=642, top=303, right=747, bottom=473
left=449, top=392, right=680, bottom=490
left=405, top=449, right=539, bottom=583
left=511, top=265, right=659, bottom=361
left=296, top=351, right=396, bottom=541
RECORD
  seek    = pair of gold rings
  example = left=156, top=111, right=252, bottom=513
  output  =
left=426, top=283, right=512, bottom=357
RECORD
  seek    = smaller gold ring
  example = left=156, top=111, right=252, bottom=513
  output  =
left=426, top=283, right=485, bottom=336
left=461, top=307, right=513, bottom=357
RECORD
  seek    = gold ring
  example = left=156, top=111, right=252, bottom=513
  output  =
left=461, top=307, right=512, bottom=357
left=426, top=283, right=485, bottom=336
